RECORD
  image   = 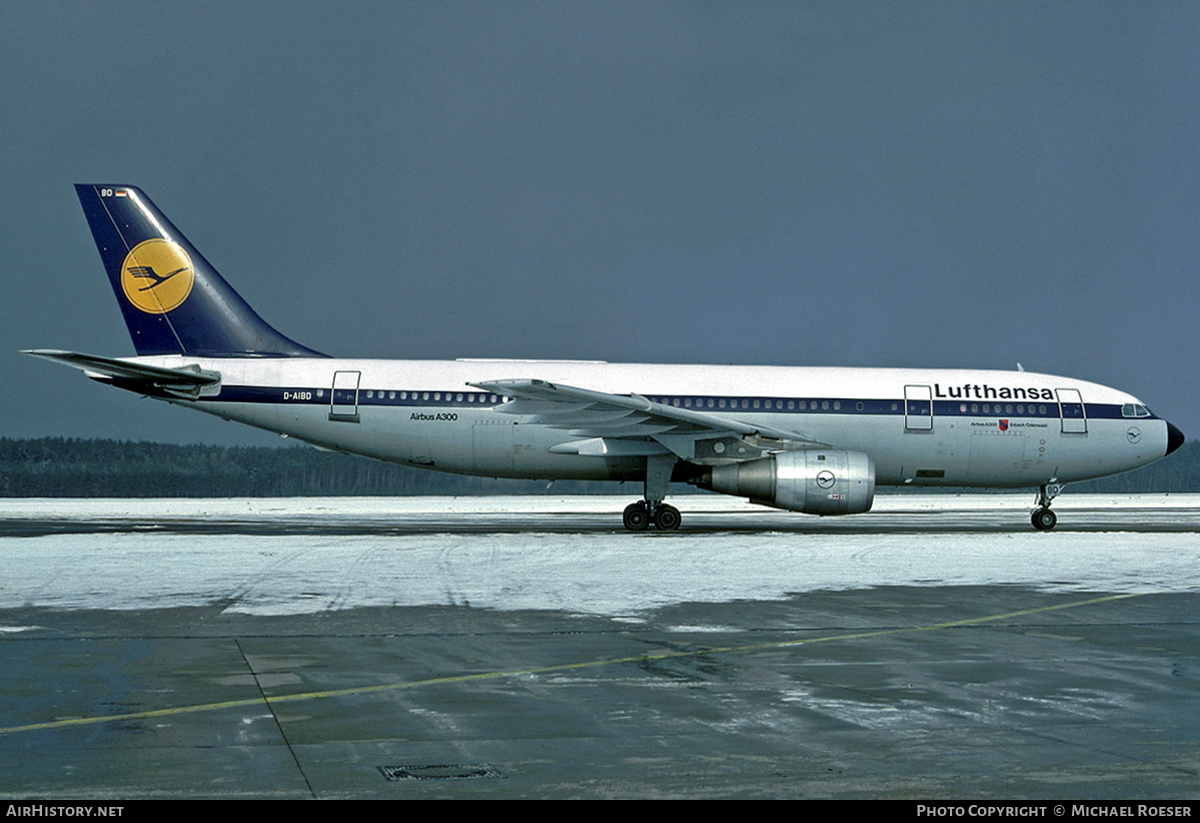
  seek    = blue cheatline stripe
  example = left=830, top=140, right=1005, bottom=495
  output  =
left=196, top=386, right=1145, bottom=422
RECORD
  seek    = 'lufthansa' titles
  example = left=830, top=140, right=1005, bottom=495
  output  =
left=934, top=383, right=1055, bottom=401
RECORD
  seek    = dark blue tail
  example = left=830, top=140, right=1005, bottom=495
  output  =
left=75, top=184, right=324, bottom=357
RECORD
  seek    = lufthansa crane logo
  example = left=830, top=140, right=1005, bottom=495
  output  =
left=120, top=239, right=194, bottom=314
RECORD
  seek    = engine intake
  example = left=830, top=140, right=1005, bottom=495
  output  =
left=702, top=449, right=875, bottom=515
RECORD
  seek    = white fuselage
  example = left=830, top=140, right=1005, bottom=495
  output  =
left=133, top=356, right=1172, bottom=489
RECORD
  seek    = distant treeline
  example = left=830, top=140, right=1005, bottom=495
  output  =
left=0, top=437, right=1196, bottom=498
left=0, top=438, right=613, bottom=497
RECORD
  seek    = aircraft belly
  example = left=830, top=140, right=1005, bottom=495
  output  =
left=188, top=400, right=639, bottom=482
left=190, top=401, right=413, bottom=462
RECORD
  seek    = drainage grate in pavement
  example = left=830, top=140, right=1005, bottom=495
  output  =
left=379, top=764, right=504, bottom=781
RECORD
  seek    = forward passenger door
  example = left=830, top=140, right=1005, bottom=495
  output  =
left=904, top=384, right=933, bottom=431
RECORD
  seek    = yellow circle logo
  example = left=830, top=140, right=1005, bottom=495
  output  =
left=120, top=239, right=194, bottom=314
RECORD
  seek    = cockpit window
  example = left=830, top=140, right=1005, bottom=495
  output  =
left=1122, top=404, right=1151, bottom=418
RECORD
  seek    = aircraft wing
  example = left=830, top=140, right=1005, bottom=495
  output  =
left=23, top=349, right=221, bottom=398
left=470, top=378, right=829, bottom=463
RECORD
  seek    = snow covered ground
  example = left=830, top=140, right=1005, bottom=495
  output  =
left=1, top=495, right=1197, bottom=616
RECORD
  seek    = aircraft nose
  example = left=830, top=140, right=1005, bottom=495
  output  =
left=1166, top=421, right=1185, bottom=456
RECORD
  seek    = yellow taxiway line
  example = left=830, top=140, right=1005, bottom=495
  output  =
left=0, top=592, right=1139, bottom=736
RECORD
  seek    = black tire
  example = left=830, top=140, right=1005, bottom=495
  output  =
left=623, top=502, right=650, bottom=531
left=654, top=504, right=681, bottom=531
left=1031, top=508, right=1057, bottom=531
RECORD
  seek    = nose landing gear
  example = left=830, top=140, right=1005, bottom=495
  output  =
left=1031, top=483, right=1063, bottom=531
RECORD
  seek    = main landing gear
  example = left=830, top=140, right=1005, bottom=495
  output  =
left=623, top=500, right=681, bottom=531
left=623, top=454, right=682, bottom=531
left=1031, top=483, right=1063, bottom=531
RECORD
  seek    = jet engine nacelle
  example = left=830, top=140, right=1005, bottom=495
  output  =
left=705, top=449, right=876, bottom=515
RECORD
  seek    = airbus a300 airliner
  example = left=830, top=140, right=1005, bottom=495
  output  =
left=27, top=185, right=1184, bottom=530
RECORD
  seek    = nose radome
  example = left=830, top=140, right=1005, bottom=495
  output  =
left=1166, top=422, right=1185, bottom=456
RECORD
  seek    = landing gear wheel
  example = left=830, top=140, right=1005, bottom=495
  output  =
left=623, top=501, right=650, bottom=531
left=1031, top=507, right=1057, bottom=531
left=1030, top=483, right=1063, bottom=531
left=654, top=504, right=681, bottom=531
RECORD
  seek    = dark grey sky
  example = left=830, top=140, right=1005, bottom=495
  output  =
left=4, top=2, right=1198, bottom=445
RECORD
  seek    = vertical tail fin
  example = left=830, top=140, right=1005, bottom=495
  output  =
left=75, top=184, right=324, bottom=357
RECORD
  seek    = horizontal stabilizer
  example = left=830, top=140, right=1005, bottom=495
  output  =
left=23, top=349, right=220, bottom=396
